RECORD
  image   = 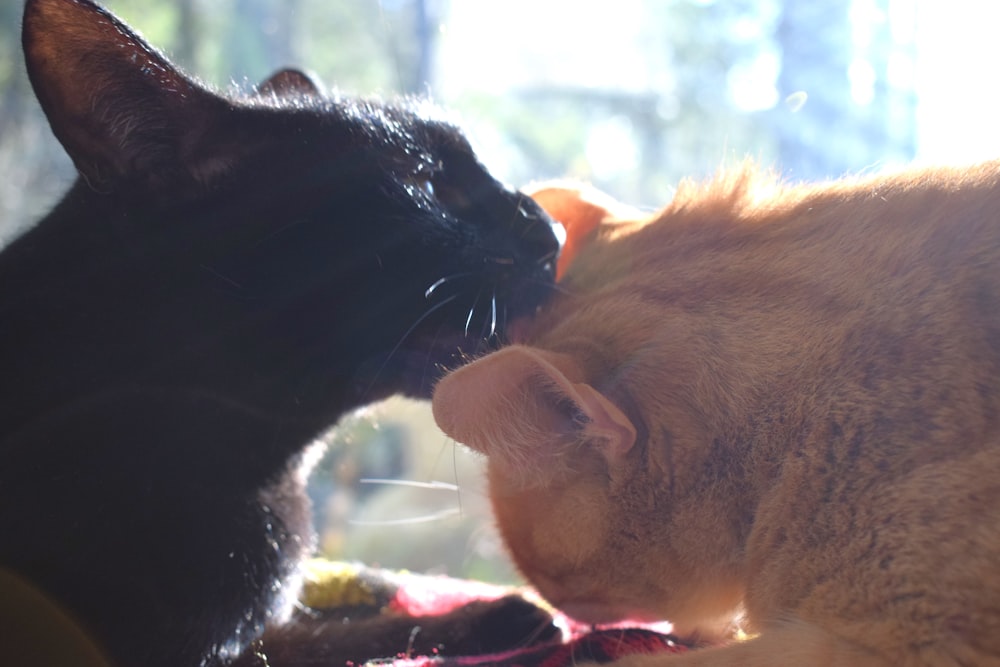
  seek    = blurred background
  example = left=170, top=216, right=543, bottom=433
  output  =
left=2, top=0, right=997, bottom=582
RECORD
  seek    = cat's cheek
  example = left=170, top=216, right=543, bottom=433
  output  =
left=493, top=475, right=608, bottom=556
left=487, top=467, right=612, bottom=605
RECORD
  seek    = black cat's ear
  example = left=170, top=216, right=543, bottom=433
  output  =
left=433, top=345, right=636, bottom=485
left=256, top=68, right=325, bottom=99
left=22, top=0, right=228, bottom=194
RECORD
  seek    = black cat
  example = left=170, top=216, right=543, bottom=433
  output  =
left=1, top=1, right=562, bottom=666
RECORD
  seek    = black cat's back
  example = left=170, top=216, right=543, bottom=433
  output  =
left=2, top=1, right=561, bottom=665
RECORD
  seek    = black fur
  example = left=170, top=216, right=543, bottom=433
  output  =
left=1, top=1, right=561, bottom=665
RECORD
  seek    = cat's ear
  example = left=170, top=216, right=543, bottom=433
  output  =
left=22, top=0, right=230, bottom=194
left=526, top=183, right=639, bottom=280
left=256, top=68, right=325, bottom=99
left=433, top=345, right=636, bottom=483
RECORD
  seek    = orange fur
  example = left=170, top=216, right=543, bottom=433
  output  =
left=523, top=181, right=641, bottom=280
left=433, top=162, right=1000, bottom=666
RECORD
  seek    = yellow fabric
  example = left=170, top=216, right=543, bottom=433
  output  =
left=299, top=559, right=380, bottom=609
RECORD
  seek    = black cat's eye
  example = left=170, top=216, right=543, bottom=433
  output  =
left=401, top=166, right=477, bottom=216
left=431, top=179, right=474, bottom=212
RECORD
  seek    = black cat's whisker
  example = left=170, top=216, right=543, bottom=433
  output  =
left=248, top=216, right=310, bottom=249
left=364, top=293, right=462, bottom=397
left=475, top=296, right=496, bottom=345
left=424, top=272, right=474, bottom=299
left=464, top=288, right=483, bottom=337
left=273, top=343, right=344, bottom=425
left=200, top=264, right=243, bottom=290
left=527, top=276, right=574, bottom=297
left=417, top=318, right=449, bottom=395
left=538, top=247, right=560, bottom=265
left=489, top=289, right=498, bottom=339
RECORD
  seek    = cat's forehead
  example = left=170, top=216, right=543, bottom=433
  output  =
left=527, top=286, right=679, bottom=398
left=284, top=93, right=469, bottom=156
left=230, top=95, right=475, bottom=183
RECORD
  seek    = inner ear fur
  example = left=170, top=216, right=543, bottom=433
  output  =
left=22, top=0, right=228, bottom=194
left=432, top=345, right=636, bottom=482
left=256, top=68, right=325, bottom=99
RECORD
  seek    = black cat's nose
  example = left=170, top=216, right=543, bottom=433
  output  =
left=474, top=186, right=564, bottom=278
left=516, top=197, right=564, bottom=268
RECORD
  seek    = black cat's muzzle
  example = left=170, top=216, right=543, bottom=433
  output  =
left=395, top=199, right=563, bottom=398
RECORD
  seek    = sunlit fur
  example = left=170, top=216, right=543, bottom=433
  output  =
left=4, top=1, right=560, bottom=666
left=434, top=161, right=1000, bottom=666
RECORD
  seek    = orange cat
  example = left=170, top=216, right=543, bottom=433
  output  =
left=433, top=164, right=1000, bottom=666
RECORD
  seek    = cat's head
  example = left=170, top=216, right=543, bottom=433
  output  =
left=433, top=185, right=750, bottom=632
left=19, top=0, right=563, bottom=418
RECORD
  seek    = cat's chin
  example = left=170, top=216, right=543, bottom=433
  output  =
left=389, top=331, right=505, bottom=399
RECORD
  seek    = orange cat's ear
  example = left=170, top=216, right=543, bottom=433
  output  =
left=525, top=183, right=636, bottom=280
left=433, top=345, right=636, bottom=483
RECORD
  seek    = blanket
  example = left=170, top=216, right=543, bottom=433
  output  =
left=291, top=559, right=690, bottom=666
left=0, top=561, right=689, bottom=666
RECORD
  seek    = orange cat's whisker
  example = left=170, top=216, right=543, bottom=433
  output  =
left=347, top=508, right=461, bottom=526
left=358, top=478, right=459, bottom=491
